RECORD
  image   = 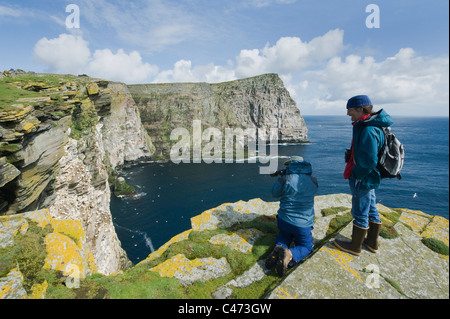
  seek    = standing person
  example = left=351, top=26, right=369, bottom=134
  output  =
left=334, top=95, right=393, bottom=255
left=266, top=156, right=318, bottom=276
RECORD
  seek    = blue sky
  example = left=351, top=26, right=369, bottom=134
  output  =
left=0, top=0, right=448, bottom=116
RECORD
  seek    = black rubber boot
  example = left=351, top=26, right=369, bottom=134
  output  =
left=334, top=224, right=368, bottom=256
left=364, top=221, right=382, bottom=253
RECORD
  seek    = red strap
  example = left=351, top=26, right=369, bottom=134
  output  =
left=343, top=141, right=354, bottom=179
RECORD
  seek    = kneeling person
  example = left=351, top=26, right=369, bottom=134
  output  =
left=266, top=156, right=318, bottom=276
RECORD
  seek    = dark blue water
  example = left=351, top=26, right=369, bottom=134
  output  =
left=111, top=116, right=449, bottom=263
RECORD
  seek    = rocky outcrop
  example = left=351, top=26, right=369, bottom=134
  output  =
left=0, top=73, right=154, bottom=275
left=97, top=82, right=154, bottom=169
left=128, top=73, right=308, bottom=158
left=1, top=194, right=447, bottom=299
left=0, top=208, right=97, bottom=299
left=142, top=195, right=449, bottom=299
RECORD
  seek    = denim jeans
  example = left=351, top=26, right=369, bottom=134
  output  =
left=348, top=176, right=381, bottom=228
left=275, top=217, right=314, bottom=263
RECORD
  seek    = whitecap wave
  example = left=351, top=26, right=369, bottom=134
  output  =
left=114, top=224, right=155, bottom=252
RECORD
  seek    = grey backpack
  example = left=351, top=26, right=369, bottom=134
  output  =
left=377, top=127, right=405, bottom=179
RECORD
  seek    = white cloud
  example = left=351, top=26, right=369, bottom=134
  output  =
left=296, top=48, right=449, bottom=116
left=33, top=34, right=91, bottom=75
left=235, top=29, right=345, bottom=77
left=154, top=60, right=235, bottom=83
left=33, top=30, right=448, bottom=117
left=152, top=29, right=448, bottom=116
left=33, top=34, right=158, bottom=83
left=88, top=49, right=158, bottom=84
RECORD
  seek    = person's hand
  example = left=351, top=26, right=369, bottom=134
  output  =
left=270, top=169, right=286, bottom=177
left=345, top=148, right=351, bottom=163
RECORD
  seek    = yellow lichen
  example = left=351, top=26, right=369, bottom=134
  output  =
left=28, top=281, right=48, bottom=299
left=273, top=286, right=298, bottom=299
left=321, top=247, right=362, bottom=281
left=399, top=210, right=431, bottom=233
left=23, top=208, right=53, bottom=228
left=43, top=232, right=85, bottom=277
left=421, top=216, right=449, bottom=246
left=87, top=83, right=99, bottom=95
left=0, top=268, right=26, bottom=299
left=139, top=229, right=192, bottom=264
left=191, top=211, right=212, bottom=231
left=150, top=254, right=208, bottom=278
left=51, top=219, right=85, bottom=249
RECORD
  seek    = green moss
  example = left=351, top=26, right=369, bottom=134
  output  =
left=381, top=210, right=402, bottom=224
left=380, top=221, right=399, bottom=239
left=382, top=276, right=409, bottom=298
left=107, top=225, right=281, bottom=299
left=421, top=238, right=449, bottom=255
left=111, top=177, right=137, bottom=197
left=321, top=206, right=349, bottom=217
left=0, top=144, right=22, bottom=153
left=228, top=215, right=278, bottom=234
left=0, top=221, right=60, bottom=294
left=326, top=212, right=353, bottom=237
left=232, top=273, right=280, bottom=299
left=70, top=99, right=97, bottom=139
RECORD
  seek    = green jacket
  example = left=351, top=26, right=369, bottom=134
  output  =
left=352, top=109, right=393, bottom=190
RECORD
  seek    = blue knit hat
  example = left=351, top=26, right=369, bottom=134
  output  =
left=346, top=95, right=372, bottom=109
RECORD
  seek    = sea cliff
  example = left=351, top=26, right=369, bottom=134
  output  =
left=128, top=73, right=308, bottom=158
left=1, top=71, right=307, bottom=278
left=1, top=71, right=154, bottom=275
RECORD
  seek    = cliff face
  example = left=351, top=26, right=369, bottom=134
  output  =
left=0, top=73, right=153, bottom=275
left=128, top=73, right=308, bottom=158
left=1, top=194, right=448, bottom=299
left=1, top=71, right=306, bottom=280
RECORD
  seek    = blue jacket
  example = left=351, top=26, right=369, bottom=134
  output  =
left=272, top=160, right=318, bottom=227
left=352, top=109, right=393, bottom=190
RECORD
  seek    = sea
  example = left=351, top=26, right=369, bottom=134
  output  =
left=110, top=116, right=449, bottom=264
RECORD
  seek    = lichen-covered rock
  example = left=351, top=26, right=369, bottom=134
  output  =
left=191, top=199, right=279, bottom=231
left=268, top=200, right=449, bottom=299
left=86, top=82, right=99, bottom=95
left=141, top=195, right=448, bottom=299
left=0, top=158, right=21, bottom=188
left=209, top=228, right=262, bottom=253
left=28, top=280, right=48, bottom=299
left=43, top=232, right=85, bottom=276
left=0, top=214, right=27, bottom=248
left=0, top=104, right=33, bottom=123
left=150, top=254, right=231, bottom=286
left=0, top=268, right=27, bottom=299
left=0, top=208, right=99, bottom=299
